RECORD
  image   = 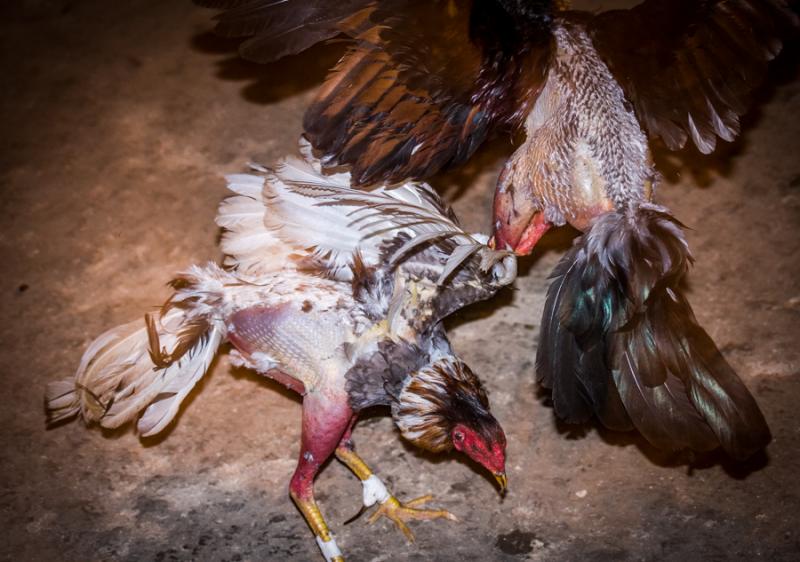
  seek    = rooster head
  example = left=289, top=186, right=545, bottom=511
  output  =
left=392, top=357, right=508, bottom=493
left=451, top=421, right=507, bottom=493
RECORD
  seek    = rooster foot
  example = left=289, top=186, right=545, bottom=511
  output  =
left=367, top=494, right=457, bottom=542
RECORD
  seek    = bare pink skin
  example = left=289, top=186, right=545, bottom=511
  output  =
left=227, top=306, right=355, bottom=501
left=227, top=307, right=307, bottom=395
left=491, top=166, right=553, bottom=255
left=492, top=155, right=557, bottom=256
left=493, top=183, right=613, bottom=256
left=228, top=306, right=508, bottom=503
left=451, top=423, right=507, bottom=477
left=337, top=415, right=359, bottom=454
left=491, top=210, right=552, bottom=256
left=492, top=159, right=613, bottom=256
left=290, top=392, right=354, bottom=501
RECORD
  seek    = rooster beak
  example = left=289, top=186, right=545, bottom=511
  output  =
left=493, top=212, right=551, bottom=256
left=492, top=171, right=551, bottom=255
left=494, top=472, right=508, bottom=495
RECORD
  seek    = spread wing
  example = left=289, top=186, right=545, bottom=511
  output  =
left=305, top=0, right=554, bottom=186
left=262, top=140, right=502, bottom=281
left=216, top=142, right=516, bottom=327
left=196, top=0, right=555, bottom=186
left=194, top=0, right=374, bottom=62
left=583, top=0, right=798, bottom=154
left=216, top=168, right=293, bottom=277
left=378, top=231, right=517, bottom=335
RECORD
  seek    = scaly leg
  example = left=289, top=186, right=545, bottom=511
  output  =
left=335, top=417, right=457, bottom=542
left=290, top=393, right=352, bottom=562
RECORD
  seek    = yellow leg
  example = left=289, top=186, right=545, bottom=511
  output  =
left=335, top=440, right=457, bottom=542
left=335, top=445, right=373, bottom=480
left=367, top=494, right=457, bottom=542
left=290, top=493, right=344, bottom=562
left=555, top=0, right=571, bottom=10
left=290, top=493, right=334, bottom=542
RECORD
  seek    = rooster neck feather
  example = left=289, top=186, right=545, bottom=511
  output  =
left=392, top=356, right=495, bottom=453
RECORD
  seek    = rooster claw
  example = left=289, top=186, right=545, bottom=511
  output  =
left=366, top=494, right=457, bottom=542
left=343, top=504, right=368, bottom=525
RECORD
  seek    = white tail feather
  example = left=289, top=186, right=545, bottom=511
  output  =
left=45, top=266, right=229, bottom=436
left=46, top=318, right=156, bottom=425
left=136, top=325, right=224, bottom=436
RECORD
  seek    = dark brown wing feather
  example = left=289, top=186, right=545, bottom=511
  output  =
left=194, top=0, right=374, bottom=63
left=196, top=0, right=554, bottom=184
left=582, top=0, right=798, bottom=154
left=304, top=0, right=554, bottom=186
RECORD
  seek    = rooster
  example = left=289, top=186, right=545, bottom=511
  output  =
left=194, top=0, right=797, bottom=459
left=45, top=145, right=516, bottom=561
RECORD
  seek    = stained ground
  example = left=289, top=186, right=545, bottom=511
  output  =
left=1, top=1, right=799, bottom=561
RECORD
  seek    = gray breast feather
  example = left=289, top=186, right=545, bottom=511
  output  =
left=344, top=340, right=430, bottom=410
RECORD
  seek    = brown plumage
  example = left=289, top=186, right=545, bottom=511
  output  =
left=197, top=1, right=796, bottom=187
left=585, top=0, right=793, bottom=154
left=393, top=358, right=498, bottom=452
left=198, top=0, right=554, bottom=185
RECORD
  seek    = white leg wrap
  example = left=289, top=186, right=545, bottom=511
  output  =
left=316, top=535, right=342, bottom=562
left=362, top=474, right=391, bottom=507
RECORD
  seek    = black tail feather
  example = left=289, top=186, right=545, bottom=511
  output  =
left=536, top=204, right=771, bottom=459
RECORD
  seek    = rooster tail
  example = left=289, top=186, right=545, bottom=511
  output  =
left=45, top=265, right=230, bottom=437
left=536, top=204, right=771, bottom=459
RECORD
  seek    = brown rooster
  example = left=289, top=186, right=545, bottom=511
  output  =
left=195, top=0, right=798, bottom=459
left=46, top=146, right=517, bottom=561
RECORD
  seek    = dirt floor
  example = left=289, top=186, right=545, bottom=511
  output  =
left=1, top=1, right=799, bottom=561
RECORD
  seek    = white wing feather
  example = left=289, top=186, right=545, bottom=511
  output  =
left=216, top=143, right=486, bottom=282
left=216, top=173, right=294, bottom=277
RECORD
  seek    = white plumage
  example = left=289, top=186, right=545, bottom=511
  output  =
left=45, top=144, right=517, bottom=560
left=46, top=145, right=515, bottom=437
left=45, top=266, right=231, bottom=436
left=222, top=138, right=497, bottom=284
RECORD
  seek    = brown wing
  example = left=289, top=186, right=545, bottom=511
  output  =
left=194, top=0, right=374, bottom=63
left=196, top=0, right=555, bottom=186
left=304, top=0, right=554, bottom=186
left=584, top=0, right=798, bottom=154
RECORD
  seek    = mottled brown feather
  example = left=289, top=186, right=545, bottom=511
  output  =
left=146, top=312, right=211, bottom=370
left=194, top=0, right=374, bottom=63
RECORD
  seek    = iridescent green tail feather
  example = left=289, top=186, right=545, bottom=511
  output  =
left=536, top=204, right=771, bottom=460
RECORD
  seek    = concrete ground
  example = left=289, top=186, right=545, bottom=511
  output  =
left=1, top=1, right=799, bottom=561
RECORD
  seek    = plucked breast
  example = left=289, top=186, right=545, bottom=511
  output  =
left=228, top=301, right=350, bottom=391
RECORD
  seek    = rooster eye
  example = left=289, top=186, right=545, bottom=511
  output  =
left=453, top=431, right=464, bottom=442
